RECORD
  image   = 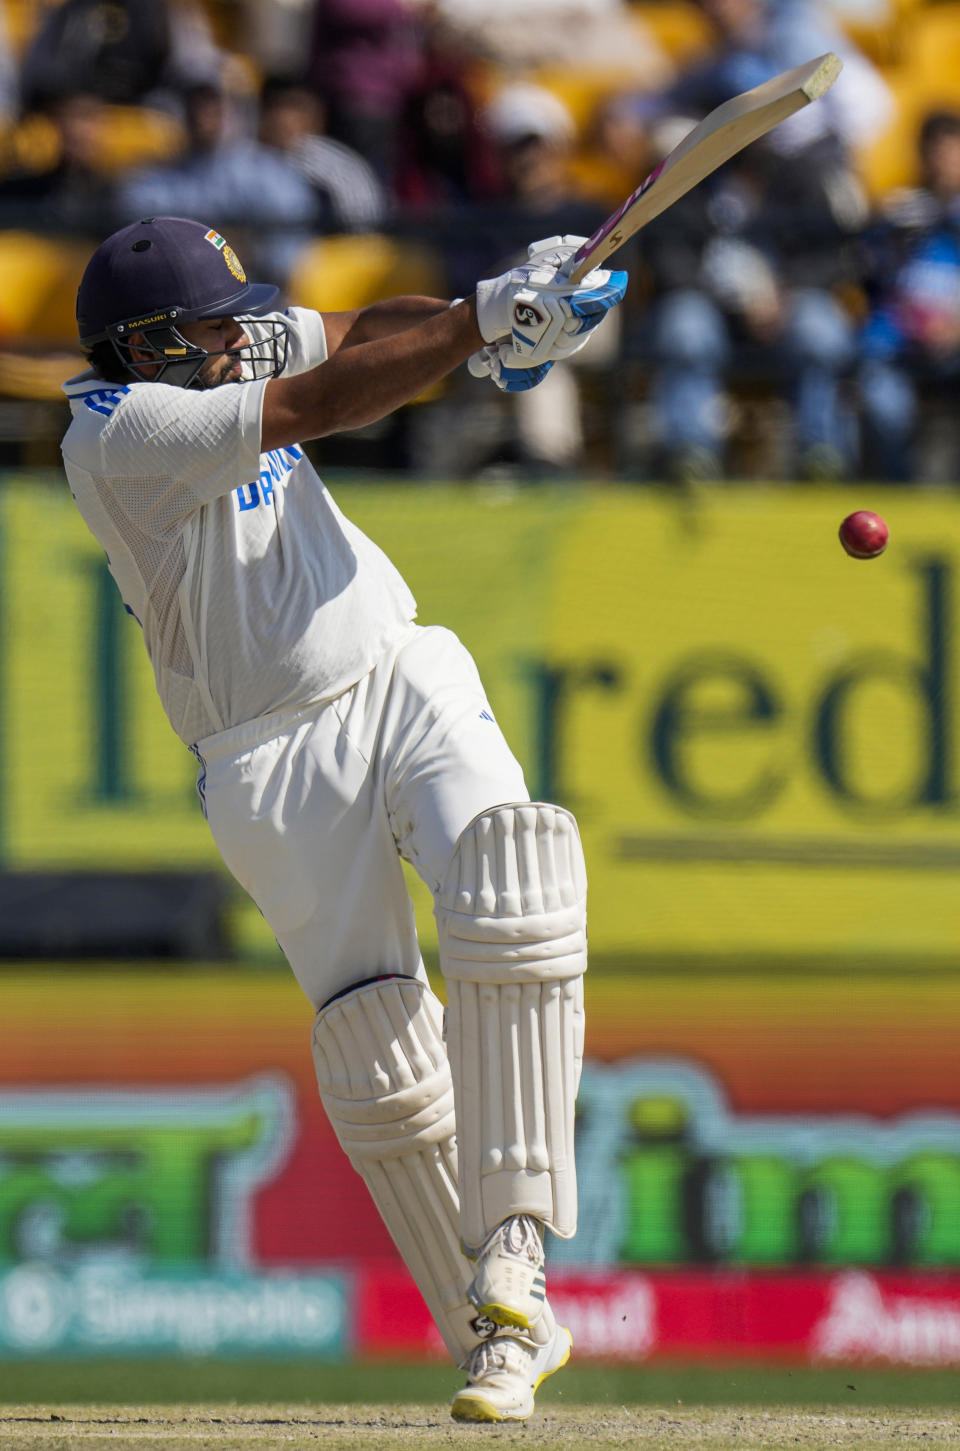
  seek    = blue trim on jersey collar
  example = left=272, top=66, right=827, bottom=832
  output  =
left=80, top=385, right=132, bottom=416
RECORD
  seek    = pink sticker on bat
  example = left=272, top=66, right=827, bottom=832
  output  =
left=571, top=158, right=667, bottom=268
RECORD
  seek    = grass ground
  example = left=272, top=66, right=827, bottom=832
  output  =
left=2, top=1362, right=960, bottom=1450
left=3, top=1359, right=960, bottom=1408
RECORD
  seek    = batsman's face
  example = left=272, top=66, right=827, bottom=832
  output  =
left=179, top=316, right=250, bottom=386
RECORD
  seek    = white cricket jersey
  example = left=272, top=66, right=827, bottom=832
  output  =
left=60, top=307, right=417, bottom=745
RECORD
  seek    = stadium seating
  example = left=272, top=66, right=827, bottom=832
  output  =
left=630, top=0, right=713, bottom=63
left=286, top=234, right=445, bottom=314
left=0, top=230, right=88, bottom=346
left=286, top=234, right=449, bottom=407
left=826, top=0, right=921, bottom=63
left=898, top=0, right=960, bottom=84
left=855, top=6, right=960, bottom=196
left=92, top=104, right=185, bottom=175
left=1, top=0, right=40, bottom=55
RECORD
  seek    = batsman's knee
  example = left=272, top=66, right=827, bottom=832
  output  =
left=435, top=801, right=587, bottom=986
left=312, top=975, right=456, bottom=1159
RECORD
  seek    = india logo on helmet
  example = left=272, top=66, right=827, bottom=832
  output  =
left=204, top=229, right=246, bottom=282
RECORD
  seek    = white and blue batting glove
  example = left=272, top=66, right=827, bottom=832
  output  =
left=511, top=252, right=628, bottom=364
left=474, top=233, right=627, bottom=368
left=524, top=234, right=587, bottom=271
left=467, top=340, right=554, bottom=392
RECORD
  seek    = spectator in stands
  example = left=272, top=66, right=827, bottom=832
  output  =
left=20, top=0, right=169, bottom=111
left=634, top=115, right=863, bottom=482
left=392, top=13, right=502, bottom=211
left=578, top=87, right=660, bottom=211
left=417, top=0, right=672, bottom=83
left=671, top=0, right=893, bottom=162
left=258, top=75, right=388, bottom=233
left=305, top=0, right=423, bottom=190
left=620, top=0, right=891, bottom=481
left=858, top=110, right=960, bottom=482
left=0, top=4, right=17, bottom=126
left=19, top=0, right=222, bottom=113
left=416, top=84, right=615, bottom=479
left=0, top=90, right=120, bottom=237
left=431, top=85, right=609, bottom=306
left=239, top=0, right=317, bottom=77
left=163, top=0, right=229, bottom=92
left=117, top=81, right=320, bottom=287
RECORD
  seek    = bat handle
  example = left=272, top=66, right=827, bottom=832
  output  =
left=559, top=249, right=589, bottom=285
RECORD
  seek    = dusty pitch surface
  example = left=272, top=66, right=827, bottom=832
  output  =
left=3, top=1405, right=960, bottom=1451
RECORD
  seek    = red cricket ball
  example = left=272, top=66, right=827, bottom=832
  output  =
left=838, top=510, right=889, bottom=559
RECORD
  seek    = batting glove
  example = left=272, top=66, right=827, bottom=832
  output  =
left=467, top=340, right=554, bottom=392
left=474, top=261, right=550, bottom=343
left=524, top=234, right=588, bottom=269
left=474, top=246, right=627, bottom=368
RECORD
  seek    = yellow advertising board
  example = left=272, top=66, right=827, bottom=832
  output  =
left=1, top=475, right=958, bottom=967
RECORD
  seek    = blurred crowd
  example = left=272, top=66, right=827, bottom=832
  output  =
left=1, top=0, right=960, bottom=484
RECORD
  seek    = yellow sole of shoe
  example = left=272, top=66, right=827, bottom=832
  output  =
left=450, top=1394, right=507, bottom=1423
left=470, top=1300, right=535, bottom=1332
left=450, top=1328, right=572, bottom=1424
left=535, top=1329, right=572, bottom=1389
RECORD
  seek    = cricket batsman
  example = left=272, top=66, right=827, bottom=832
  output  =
left=61, top=216, right=626, bottom=1421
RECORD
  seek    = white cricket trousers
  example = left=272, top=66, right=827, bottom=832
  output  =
left=193, top=624, right=529, bottom=1008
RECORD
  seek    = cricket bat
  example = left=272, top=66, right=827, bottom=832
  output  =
left=564, top=52, right=843, bottom=284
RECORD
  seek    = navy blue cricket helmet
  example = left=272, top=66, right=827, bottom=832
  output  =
left=77, top=217, right=289, bottom=387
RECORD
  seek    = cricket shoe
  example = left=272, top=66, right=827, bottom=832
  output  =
left=450, top=1317, right=572, bottom=1423
left=467, top=1213, right=546, bottom=1331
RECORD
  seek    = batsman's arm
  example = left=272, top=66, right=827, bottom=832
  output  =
left=259, top=259, right=623, bottom=450
left=260, top=296, right=483, bottom=451
left=320, top=296, right=454, bottom=353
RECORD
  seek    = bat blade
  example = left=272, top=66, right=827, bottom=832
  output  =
left=565, top=51, right=843, bottom=283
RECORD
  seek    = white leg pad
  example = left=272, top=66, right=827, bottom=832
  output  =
left=311, top=976, right=480, bottom=1366
left=436, top=803, right=587, bottom=1249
